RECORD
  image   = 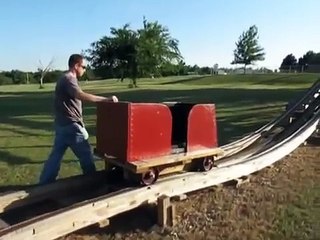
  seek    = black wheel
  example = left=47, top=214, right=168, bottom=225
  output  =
left=105, top=164, right=124, bottom=183
left=201, top=156, right=214, bottom=172
left=140, top=168, right=159, bottom=186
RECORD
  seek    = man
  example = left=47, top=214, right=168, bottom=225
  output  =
left=39, top=54, right=118, bottom=184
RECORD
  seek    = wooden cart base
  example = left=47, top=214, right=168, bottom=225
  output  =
left=100, top=148, right=224, bottom=185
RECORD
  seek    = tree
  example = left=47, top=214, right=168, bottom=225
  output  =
left=110, top=24, right=138, bottom=84
left=298, top=51, right=314, bottom=66
left=280, top=54, right=297, bottom=72
left=85, top=24, right=138, bottom=85
left=231, top=25, right=265, bottom=74
left=84, top=18, right=182, bottom=86
left=137, top=17, right=182, bottom=78
left=38, top=58, right=54, bottom=89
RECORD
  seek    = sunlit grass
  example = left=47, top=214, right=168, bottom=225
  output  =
left=0, top=73, right=318, bottom=186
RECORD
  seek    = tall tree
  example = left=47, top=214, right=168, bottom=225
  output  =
left=84, top=18, right=182, bottom=86
left=137, top=17, right=182, bottom=77
left=110, top=24, right=138, bottom=83
left=280, top=54, right=297, bottom=72
left=297, top=51, right=320, bottom=72
left=298, top=51, right=314, bottom=66
left=231, top=25, right=265, bottom=74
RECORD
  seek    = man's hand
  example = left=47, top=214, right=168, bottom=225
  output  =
left=110, top=95, right=118, bottom=102
left=102, top=95, right=118, bottom=102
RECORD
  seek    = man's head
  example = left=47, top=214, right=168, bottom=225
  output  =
left=68, top=54, right=86, bottom=77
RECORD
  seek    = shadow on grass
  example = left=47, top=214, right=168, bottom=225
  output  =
left=0, top=150, right=34, bottom=165
left=166, top=74, right=318, bottom=86
left=0, top=86, right=309, bottom=170
left=0, top=149, right=82, bottom=166
left=161, top=76, right=207, bottom=85
left=0, top=87, right=307, bottom=144
left=161, top=74, right=294, bottom=86
left=257, top=75, right=318, bottom=85
left=0, top=117, right=54, bottom=134
left=0, top=125, right=52, bottom=137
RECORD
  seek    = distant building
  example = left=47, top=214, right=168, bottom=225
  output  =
left=217, top=69, right=227, bottom=75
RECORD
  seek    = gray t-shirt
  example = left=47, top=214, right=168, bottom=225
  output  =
left=54, top=73, right=83, bottom=126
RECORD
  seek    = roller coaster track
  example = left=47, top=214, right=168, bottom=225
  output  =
left=0, top=80, right=319, bottom=240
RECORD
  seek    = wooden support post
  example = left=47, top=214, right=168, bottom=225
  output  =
left=235, top=176, right=251, bottom=188
left=224, top=176, right=251, bottom=188
left=157, top=195, right=176, bottom=227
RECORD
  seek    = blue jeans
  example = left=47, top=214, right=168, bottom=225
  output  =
left=39, top=122, right=96, bottom=184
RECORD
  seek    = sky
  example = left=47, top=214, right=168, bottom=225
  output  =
left=0, top=0, right=319, bottom=72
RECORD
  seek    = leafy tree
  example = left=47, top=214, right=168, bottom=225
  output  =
left=297, top=51, right=320, bottom=72
left=84, top=24, right=139, bottom=85
left=177, top=60, right=188, bottom=75
left=158, top=62, right=180, bottom=77
left=298, top=51, right=320, bottom=66
left=84, top=18, right=182, bottom=87
left=298, top=51, right=314, bottom=66
left=137, top=17, right=182, bottom=78
left=83, top=36, right=116, bottom=78
left=199, top=67, right=211, bottom=75
left=231, top=25, right=265, bottom=74
left=0, top=73, right=12, bottom=85
left=109, top=24, right=138, bottom=82
left=280, top=54, right=297, bottom=71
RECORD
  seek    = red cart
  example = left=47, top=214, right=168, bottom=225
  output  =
left=95, top=102, right=224, bottom=185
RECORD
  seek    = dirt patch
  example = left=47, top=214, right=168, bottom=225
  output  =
left=63, top=143, right=320, bottom=240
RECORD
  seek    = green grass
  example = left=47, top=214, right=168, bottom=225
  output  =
left=1, top=73, right=319, bottom=239
left=0, top=73, right=318, bottom=187
left=273, top=187, right=320, bottom=240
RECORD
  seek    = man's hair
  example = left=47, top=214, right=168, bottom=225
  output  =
left=68, top=54, right=84, bottom=68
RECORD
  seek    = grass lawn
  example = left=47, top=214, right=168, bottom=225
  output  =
left=0, top=73, right=318, bottom=186
left=0, top=73, right=319, bottom=239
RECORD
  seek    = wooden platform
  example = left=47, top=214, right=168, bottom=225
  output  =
left=103, top=147, right=224, bottom=174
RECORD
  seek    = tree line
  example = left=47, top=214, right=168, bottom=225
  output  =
left=280, top=51, right=320, bottom=72
left=0, top=64, right=215, bottom=86
left=0, top=70, right=64, bottom=86
left=0, top=18, right=318, bottom=86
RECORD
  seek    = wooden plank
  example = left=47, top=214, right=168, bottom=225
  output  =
left=104, top=148, right=224, bottom=174
left=132, top=148, right=224, bottom=171
left=0, top=171, right=106, bottom=214
left=158, top=163, right=185, bottom=176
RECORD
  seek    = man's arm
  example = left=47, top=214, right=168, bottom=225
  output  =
left=75, top=89, right=118, bottom=103
left=65, top=76, right=118, bottom=103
